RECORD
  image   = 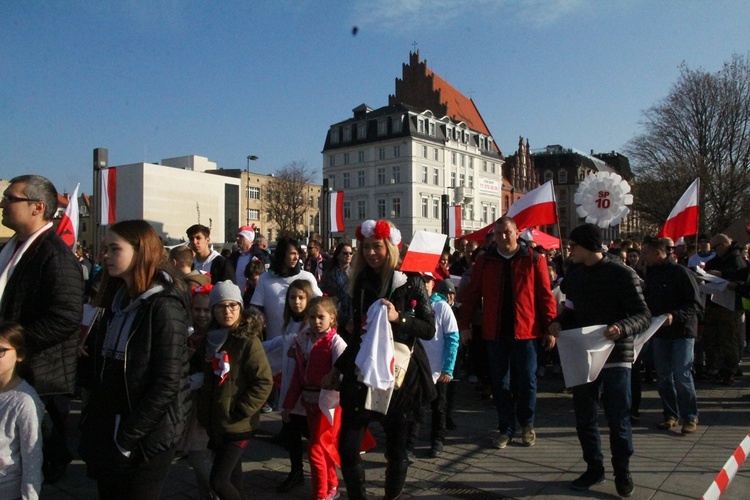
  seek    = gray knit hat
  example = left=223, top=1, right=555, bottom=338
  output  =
left=209, top=281, right=243, bottom=309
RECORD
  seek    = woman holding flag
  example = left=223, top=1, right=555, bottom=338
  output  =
left=327, top=219, right=435, bottom=500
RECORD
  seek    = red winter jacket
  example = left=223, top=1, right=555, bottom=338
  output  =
left=458, top=242, right=556, bottom=341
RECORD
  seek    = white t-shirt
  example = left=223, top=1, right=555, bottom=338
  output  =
left=421, top=300, right=459, bottom=383
left=250, top=270, right=322, bottom=341
left=193, top=250, right=221, bottom=275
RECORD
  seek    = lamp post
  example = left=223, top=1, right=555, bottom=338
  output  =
left=246, top=155, right=258, bottom=226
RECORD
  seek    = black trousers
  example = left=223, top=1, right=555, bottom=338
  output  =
left=95, top=447, right=176, bottom=500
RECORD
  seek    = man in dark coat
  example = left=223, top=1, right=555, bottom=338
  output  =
left=0, top=174, right=84, bottom=482
left=549, top=223, right=650, bottom=498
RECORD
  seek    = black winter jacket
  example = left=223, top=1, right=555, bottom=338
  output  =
left=336, top=268, right=436, bottom=415
left=705, top=244, right=748, bottom=310
left=643, top=261, right=703, bottom=339
left=0, top=228, right=83, bottom=395
left=79, top=281, right=190, bottom=461
left=556, top=255, right=651, bottom=364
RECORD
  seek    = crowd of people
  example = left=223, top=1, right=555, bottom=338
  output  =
left=1, top=173, right=749, bottom=499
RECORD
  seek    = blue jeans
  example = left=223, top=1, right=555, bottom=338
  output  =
left=486, top=337, right=537, bottom=436
left=652, top=337, right=698, bottom=421
left=573, top=367, right=633, bottom=473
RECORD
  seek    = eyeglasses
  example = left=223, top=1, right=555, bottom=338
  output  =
left=2, top=194, right=40, bottom=204
left=341, top=251, right=353, bottom=256
left=0, top=347, right=15, bottom=358
left=213, top=303, right=240, bottom=312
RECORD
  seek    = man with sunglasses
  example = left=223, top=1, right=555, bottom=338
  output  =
left=0, top=174, right=84, bottom=483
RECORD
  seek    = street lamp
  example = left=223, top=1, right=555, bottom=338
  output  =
left=246, top=155, right=258, bottom=226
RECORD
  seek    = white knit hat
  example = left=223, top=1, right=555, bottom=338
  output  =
left=209, top=281, right=243, bottom=309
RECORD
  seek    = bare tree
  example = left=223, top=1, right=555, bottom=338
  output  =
left=264, top=160, right=316, bottom=239
left=626, top=54, right=750, bottom=235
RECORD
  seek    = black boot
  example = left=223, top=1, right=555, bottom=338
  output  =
left=341, top=464, right=367, bottom=500
left=383, top=459, right=409, bottom=500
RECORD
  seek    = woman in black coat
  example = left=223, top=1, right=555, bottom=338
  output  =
left=329, top=219, right=435, bottom=500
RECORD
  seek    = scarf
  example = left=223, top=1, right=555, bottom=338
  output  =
left=0, top=222, right=53, bottom=309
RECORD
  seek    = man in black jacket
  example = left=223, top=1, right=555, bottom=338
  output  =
left=549, top=224, right=650, bottom=498
left=0, top=174, right=84, bottom=482
left=641, top=237, right=702, bottom=434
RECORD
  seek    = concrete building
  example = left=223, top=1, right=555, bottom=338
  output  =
left=322, top=51, right=505, bottom=241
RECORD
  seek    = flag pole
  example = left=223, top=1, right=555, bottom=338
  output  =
left=551, top=180, right=564, bottom=248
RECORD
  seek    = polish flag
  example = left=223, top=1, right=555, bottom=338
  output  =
left=447, top=205, right=462, bottom=239
left=330, top=190, right=344, bottom=233
left=658, top=178, right=699, bottom=241
left=56, top=183, right=79, bottom=251
left=100, top=167, right=117, bottom=225
left=506, top=180, right=558, bottom=230
left=399, top=230, right=448, bottom=273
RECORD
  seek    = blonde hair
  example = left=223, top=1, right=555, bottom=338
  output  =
left=349, top=219, right=401, bottom=298
left=307, top=296, right=338, bottom=330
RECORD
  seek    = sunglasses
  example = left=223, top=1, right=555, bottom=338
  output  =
left=2, top=194, right=40, bottom=204
left=341, top=251, right=354, bottom=256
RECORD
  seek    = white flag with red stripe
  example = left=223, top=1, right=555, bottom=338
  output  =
left=506, top=180, right=558, bottom=230
left=658, top=178, right=699, bottom=241
left=100, top=167, right=117, bottom=226
left=330, top=190, right=344, bottom=233
left=56, top=183, right=79, bottom=252
left=399, top=231, right=447, bottom=273
left=447, top=205, right=462, bottom=238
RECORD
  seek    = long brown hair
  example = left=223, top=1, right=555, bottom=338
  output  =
left=282, top=279, right=315, bottom=330
left=95, top=219, right=172, bottom=306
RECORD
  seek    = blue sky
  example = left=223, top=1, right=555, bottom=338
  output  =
left=1, top=0, right=748, bottom=195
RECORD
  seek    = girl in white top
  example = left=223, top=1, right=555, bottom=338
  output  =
left=0, top=322, right=44, bottom=500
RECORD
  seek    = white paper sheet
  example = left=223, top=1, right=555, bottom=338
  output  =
left=556, top=325, right=614, bottom=388
left=633, top=315, right=669, bottom=360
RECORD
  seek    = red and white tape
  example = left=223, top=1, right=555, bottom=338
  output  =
left=701, top=431, right=750, bottom=500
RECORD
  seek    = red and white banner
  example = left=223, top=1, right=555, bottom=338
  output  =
left=658, top=178, right=699, bottom=241
left=506, top=180, right=558, bottom=230
left=447, top=205, right=462, bottom=239
left=56, top=183, right=79, bottom=251
left=100, top=167, right=117, bottom=226
left=399, top=230, right=447, bottom=273
left=701, top=431, right=750, bottom=500
left=330, top=190, right=344, bottom=233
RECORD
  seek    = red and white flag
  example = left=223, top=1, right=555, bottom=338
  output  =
left=447, top=205, right=462, bottom=239
left=56, top=183, right=79, bottom=251
left=506, top=180, right=558, bottom=230
left=330, top=190, right=344, bottom=233
left=399, top=230, right=448, bottom=273
left=658, top=178, right=699, bottom=241
left=100, top=167, right=117, bottom=226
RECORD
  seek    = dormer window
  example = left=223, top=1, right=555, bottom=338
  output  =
left=343, top=127, right=352, bottom=142
left=393, top=115, right=403, bottom=133
left=357, top=123, right=366, bottom=139
left=417, top=119, right=425, bottom=134
left=378, top=120, right=387, bottom=136
left=330, top=129, right=339, bottom=145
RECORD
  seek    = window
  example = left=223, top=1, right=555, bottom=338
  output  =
left=247, top=209, right=260, bottom=221
left=433, top=168, right=439, bottom=186
left=446, top=127, right=452, bottom=141
left=377, top=199, right=386, bottom=218
left=460, top=154, right=465, bottom=167
left=482, top=205, right=488, bottom=223
left=330, top=129, right=339, bottom=144
left=392, top=166, right=401, bottom=183
left=491, top=206, right=497, bottom=221
left=343, top=201, right=351, bottom=219
left=378, top=147, right=386, bottom=160
left=343, top=153, right=350, bottom=165
left=450, top=172, right=456, bottom=187
left=343, top=127, right=352, bottom=142
left=358, top=150, right=365, bottom=163
left=377, top=168, right=386, bottom=185
left=392, top=197, right=401, bottom=218
left=459, top=174, right=465, bottom=187
left=433, top=199, right=440, bottom=219
left=328, top=155, right=335, bottom=167
left=423, top=145, right=428, bottom=158
left=544, top=170, right=553, bottom=183
left=247, top=186, right=260, bottom=200
left=393, top=145, right=400, bottom=158
left=417, top=119, right=425, bottom=134
left=343, top=172, right=350, bottom=188
left=422, top=166, right=428, bottom=183
left=378, top=120, right=387, bottom=136
left=429, top=121, right=436, bottom=136
left=357, top=123, right=366, bottom=140
left=483, top=160, right=488, bottom=172
left=328, top=174, right=335, bottom=189
left=558, top=169, right=568, bottom=184
left=357, top=200, right=366, bottom=219
left=491, top=163, right=496, bottom=174
left=433, top=148, right=439, bottom=161
left=393, top=115, right=403, bottom=133
left=468, top=157, right=473, bottom=169
left=422, top=198, right=428, bottom=218
left=469, top=175, right=474, bottom=188
left=358, top=171, right=366, bottom=187
left=451, top=152, right=457, bottom=165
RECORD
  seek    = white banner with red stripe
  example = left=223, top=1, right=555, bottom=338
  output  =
left=399, top=230, right=447, bottom=273
left=506, top=180, right=558, bottom=230
left=56, top=183, right=79, bottom=251
left=330, top=190, right=344, bottom=233
left=100, top=167, right=117, bottom=226
left=659, top=178, right=699, bottom=241
left=448, top=205, right=462, bottom=238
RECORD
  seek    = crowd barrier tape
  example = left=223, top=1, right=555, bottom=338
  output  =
left=701, top=431, right=750, bottom=500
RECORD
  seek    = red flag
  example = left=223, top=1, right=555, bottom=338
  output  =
left=399, top=231, right=448, bottom=273
left=330, top=190, right=344, bottom=232
left=448, top=205, right=462, bottom=238
left=658, top=179, right=699, bottom=241
left=56, top=183, right=79, bottom=251
left=101, top=167, right=117, bottom=226
left=506, top=180, right=558, bottom=230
